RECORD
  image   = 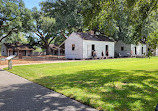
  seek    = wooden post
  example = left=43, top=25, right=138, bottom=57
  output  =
left=8, top=50, right=9, bottom=56
left=18, top=50, right=19, bottom=57
left=52, top=50, right=54, bottom=55
left=58, top=48, right=60, bottom=58
left=8, top=59, right=12, bottom=70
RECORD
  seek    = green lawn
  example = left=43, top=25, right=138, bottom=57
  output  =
left=6, top=57, right=158, bottom=111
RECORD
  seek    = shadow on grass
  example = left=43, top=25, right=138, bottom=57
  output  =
left=34, top=69, right=158, bottom=111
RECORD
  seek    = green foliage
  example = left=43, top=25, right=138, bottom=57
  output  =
left=2, top=32, right=28, bottom=44
left=29, top=0, right=85, bottom=54
left=148, top=30, right=158, bottom=48
left=28, top=8, right=57, bottom=55
left=33, top=47, right=43, bottom=52
left=147, top=30, right=158, bottom=56
left=81, top=0, right=158, bottom=44
left=7, top=57, right=158, bottom=111
left=41, top=0, right=84, bottom=34
left=0, top=0, right=34, bottom=42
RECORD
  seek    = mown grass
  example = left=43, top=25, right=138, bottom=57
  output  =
left=6, top=57, right=158, bottom=111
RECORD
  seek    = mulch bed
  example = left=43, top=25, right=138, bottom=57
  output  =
left=0, top=55, right=65, bottom=65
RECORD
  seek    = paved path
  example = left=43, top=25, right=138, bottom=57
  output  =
left=0, top=70, right=97, bottom=111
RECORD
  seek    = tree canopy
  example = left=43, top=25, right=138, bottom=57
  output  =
left=81, top=0, right=158, bottom=44
left=26, top=8, right=57, bottom=55
left=1, top=0, right=157, bottom=55
left=0, top=0, right=33, bottom=42
left=41, top=0, right=84, bottom=34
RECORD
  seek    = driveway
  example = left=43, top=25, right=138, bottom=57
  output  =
left=0, top=69, right=97, bottom=111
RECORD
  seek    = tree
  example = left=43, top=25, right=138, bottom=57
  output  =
left=27, top=0, right=84, bottom=55
left=2, top=32, right=28, bottom=44
left=40, top=0, right=84, bottom=36
left=81, top=0, right=158, bottom=44
left=147, top=30, right=158, bottom=56
left=30, top=8, right=56, bottom=55
left=0, top=0, right=33, bottom=43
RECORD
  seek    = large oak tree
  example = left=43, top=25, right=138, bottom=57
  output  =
left=0, top=0, right=33, bottom=43
left=80, top=0, right=158, bottom=44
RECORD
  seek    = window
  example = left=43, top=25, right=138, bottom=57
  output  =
left=72, top=44, right=75, bottom=50
left=142, top=47, right=143, bottom=54
left=121, top=47, right=124, bottom=51
left=92, top=44, right=95, bottom=50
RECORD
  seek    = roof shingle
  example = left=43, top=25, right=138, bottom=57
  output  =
left=4, top=43, right=34, bottom=50
left=76, top=32, right=114, bottom=42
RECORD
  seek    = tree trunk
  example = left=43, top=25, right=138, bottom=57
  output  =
left=45, top=45, right=51, bottom=55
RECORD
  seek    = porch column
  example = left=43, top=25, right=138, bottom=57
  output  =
left=8, top=50, right=9, bottom=56
left=58, top=48, right=60, bottom=58
left=18, top=50, right=19, bottom=56
left=52, top=50, right=54, bottom=55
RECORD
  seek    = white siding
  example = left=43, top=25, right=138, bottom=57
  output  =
left=65, top=32, right=83, bottom=59
left=115, top=41, right=147, bottom=57
left=1, top=44, right=7, bottom=56
left=156, top=48, right=158, bottom=56
left=131, top=43, right=146, bottom=56
left=115, top=41, right=131, bottom=57
left=83, top=40, right=114, bottom=58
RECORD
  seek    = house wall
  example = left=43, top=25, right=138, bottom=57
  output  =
left=1, top=44, right=7, bottom=56
left=115, top=41, right=131, bottom=57
left=21, top=50, right=32, bottom=56
left=131, top=43, right=147, bottom=56
left=83, top=40, right=114, bottom=58
left=65, top=32, right=83, bottom=59
left=155, top=48, right=158, bottom=56
left=115, top=41, right=147, bottom=57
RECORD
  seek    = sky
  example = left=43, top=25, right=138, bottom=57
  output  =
left=23, top=0, right=45, bottom=10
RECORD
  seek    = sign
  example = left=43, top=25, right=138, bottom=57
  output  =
left=0, top=55, right=16, bottom=70
left=5, top=55, right=16, bottom=60
left=0, top=55, right=16, bottom=61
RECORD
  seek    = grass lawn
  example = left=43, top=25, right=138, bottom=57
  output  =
left=6, top=57, right=158, bottom=111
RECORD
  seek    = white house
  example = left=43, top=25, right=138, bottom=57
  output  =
left=155, top=48, right=158, bottom=56
left=115, top=41, right=147, bottom=57
left=65, top=32, right=115, bottom=59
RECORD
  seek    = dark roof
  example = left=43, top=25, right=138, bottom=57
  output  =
left=76, top=32, right=114, bottom=42
left=49, top=44, right=58, bottom=49
left=49, top=43, right=65, bottom=50
left=4, top=43, right=34, bottom=50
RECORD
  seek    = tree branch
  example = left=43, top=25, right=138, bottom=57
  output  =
left=0, top=25, right=9, bottom=28
left=48, top=37, right=55, bottom=45
left=61, top=31, right=67, bottom=39
left=0, top=17, right=17, bottom=21
left=35, top=31, right=47, bottom=44
left=0, top=27, right=17, bottom=42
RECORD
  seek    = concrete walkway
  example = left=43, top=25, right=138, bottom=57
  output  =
left=0, top=70, right=97, bottom=111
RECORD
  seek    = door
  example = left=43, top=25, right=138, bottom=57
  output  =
left=105, top=45, right=109, bottom=56
left=142, top=47, right=143, bottom=54
left=91, top=44, right=95, bottom=56
left=135, top=47, right=137, bottom=55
